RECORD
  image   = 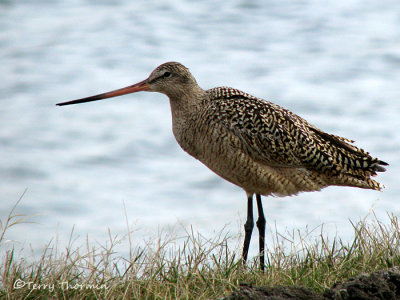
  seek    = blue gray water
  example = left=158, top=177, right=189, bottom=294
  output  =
left=1, top=0, right=399, bottom=258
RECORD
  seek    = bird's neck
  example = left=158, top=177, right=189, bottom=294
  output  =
left=168, top=85, right=206, bottom=155
left=168, top=85, right=206, bottom=120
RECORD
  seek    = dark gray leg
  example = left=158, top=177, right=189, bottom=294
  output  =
left=256, top=194, right=266, bottom=272
left=242, top=194, right=254, bottom=264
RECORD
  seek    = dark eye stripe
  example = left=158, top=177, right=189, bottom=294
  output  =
left=148, top=71, right=172, bottom=84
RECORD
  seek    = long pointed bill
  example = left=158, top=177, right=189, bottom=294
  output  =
left=56, top=79, right=150, bottom=106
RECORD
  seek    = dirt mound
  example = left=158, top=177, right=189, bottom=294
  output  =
left=222, top=267, right=400, bottom=300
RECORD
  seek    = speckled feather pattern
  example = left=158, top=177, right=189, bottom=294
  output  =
left=153, top=62, right=387, bottom=197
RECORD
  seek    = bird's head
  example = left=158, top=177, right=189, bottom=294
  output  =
left=147, top=62, right=197, bottom=95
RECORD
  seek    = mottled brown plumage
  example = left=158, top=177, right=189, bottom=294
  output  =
left=57, top=61, right=388, bottom=271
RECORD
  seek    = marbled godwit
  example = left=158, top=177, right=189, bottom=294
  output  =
left=57, top=62, right=388, bottom=271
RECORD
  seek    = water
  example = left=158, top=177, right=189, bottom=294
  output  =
left=1, top=0, right=399, bottom=259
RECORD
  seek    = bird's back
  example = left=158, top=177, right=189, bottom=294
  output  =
left=176, top=86, right=387, bottom=196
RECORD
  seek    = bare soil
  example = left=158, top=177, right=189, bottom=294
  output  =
left=222, top=267, right=400, bottom=300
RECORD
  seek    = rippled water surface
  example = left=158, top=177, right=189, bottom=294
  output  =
left=1, top=0, right=399, bottom=257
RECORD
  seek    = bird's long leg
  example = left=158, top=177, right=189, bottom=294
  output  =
left=242, top=194, right=254, bottom=265
left=256, top=194, right=266, bottom=272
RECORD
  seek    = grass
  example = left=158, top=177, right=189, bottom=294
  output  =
left=1, top=194, right=400, bottom=299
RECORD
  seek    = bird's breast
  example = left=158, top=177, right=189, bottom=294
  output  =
left=171, top=114, right=202, bottom=158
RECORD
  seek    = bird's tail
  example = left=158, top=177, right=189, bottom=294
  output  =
left=309, top=127, right=388, bottom=190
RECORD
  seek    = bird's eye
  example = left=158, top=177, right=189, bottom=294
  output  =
left=163, top=71, right=172, bottom=78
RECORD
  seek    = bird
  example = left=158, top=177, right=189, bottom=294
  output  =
left=57, top=61, right=388, bottom=272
